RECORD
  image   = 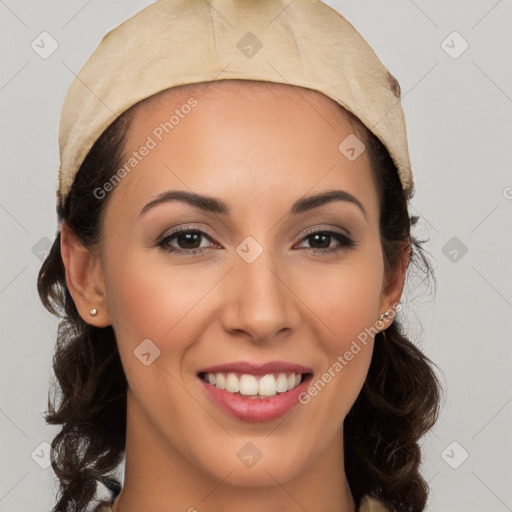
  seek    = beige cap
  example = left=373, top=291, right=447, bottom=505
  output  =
left=58, top=0, right=413, bottom=204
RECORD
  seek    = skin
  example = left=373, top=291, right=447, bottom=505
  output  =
left=61, top=80, right=408, bottom=512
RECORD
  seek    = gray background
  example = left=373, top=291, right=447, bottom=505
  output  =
left=1, top=1, right=511, bottom=510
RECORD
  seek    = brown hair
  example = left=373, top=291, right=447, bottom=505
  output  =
left=38, top=84, right=441, bottom=512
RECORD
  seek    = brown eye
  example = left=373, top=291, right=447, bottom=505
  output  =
left=157, top=228, right=216, bottom=255
left=173, top=231, right=203, bottom=250
left=307, top=232, right=332, bottom=249
left=297, top=230, right=355, bottom=254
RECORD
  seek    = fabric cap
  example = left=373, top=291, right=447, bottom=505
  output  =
left=58, top=0, right=413, bottom=204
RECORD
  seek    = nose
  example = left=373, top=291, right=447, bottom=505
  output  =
left=221, top=247, right=299, bottom=344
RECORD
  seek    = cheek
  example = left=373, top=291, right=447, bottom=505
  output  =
left=101, top=249, right=214, bottom=361
left=300, top=242, right=385, bottom=342
left=294, top=244, right=383, bottom=410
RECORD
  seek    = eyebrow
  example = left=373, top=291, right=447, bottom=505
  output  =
left=139, top=189, right=366, bottom=219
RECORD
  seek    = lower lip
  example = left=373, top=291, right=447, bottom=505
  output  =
left=199, top=375, right=312, bottom=422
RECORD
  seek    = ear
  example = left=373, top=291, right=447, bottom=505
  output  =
left=378, top=242, right=410, bottom=330
left=60, top=221, right=110, bottom=327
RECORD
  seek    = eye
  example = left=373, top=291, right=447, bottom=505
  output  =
left=156, top=226, right=356, bottom=257
left=296, top=229, right=355, bottom=254
left=156, top=228, right=219, bottom=255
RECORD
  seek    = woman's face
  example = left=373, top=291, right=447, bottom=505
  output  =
left=93, top=81, right=399, bottom=489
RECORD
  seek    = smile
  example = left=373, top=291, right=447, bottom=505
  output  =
left=199, top=372, right=303, bottom=398
left=197, top=361, right=314, bottom=422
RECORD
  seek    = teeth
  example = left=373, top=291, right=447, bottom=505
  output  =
left=276, top=373, right=288, bottom=392
left=239, top=374, right=259, bottom=395
left=202, top=371, right=304, bottom=396
left=225, top=373, right=240, bottom=393
left=259, top=374, right=277, bottom=396
left=216, top=373, right=226, bottom=390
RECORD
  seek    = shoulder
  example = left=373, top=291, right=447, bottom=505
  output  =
left=359, top=495, right=390, bottom=512
left=93, top=497, right=387, bottom=512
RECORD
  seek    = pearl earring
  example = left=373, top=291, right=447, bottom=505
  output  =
left=89, top=308, right=98, bottom=316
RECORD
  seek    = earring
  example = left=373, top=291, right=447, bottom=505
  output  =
left=89, top=308, right=98, bottom=316
left=376, top=311, right=391, bottom=332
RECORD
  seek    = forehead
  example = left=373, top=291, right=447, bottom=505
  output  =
left=132, top=79, right=346, bottom=115
left=108, top=79, right=378, bottom=222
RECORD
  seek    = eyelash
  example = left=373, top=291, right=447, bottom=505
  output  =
left=155, top=226, right=356, bottom=257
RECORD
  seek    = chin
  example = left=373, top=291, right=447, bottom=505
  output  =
left=197, top=443, right=313, bottom=488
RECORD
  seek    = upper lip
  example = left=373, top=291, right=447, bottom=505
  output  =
left=197, top=361, right=313, bottom=376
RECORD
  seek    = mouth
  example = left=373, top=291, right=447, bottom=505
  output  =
left=198, top=371, right=308, bottom=398
left=196, top=361, right=314, bottom=422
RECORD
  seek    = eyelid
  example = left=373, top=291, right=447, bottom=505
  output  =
left=299, top=225, right=351, bottom=239
left=158, top=224, right=216, bottom=240
left=155, top=224, right=221, bottom=254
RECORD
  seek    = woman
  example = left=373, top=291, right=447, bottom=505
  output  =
left=37, top=1, right=441, bottom=511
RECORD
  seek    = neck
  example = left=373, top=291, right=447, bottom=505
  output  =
left=112, top=391, right=356, bottom=512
